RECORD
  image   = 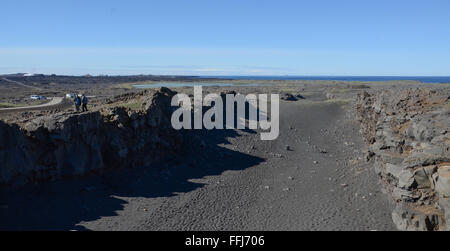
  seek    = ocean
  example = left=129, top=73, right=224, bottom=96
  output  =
left=199, top=76, right=450, bottom=83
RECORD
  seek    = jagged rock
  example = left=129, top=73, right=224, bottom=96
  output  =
left=0, top=88, right=186, bottom=187
left=295, top=94, right=305, bottom=99
left=439, top=197, right=450, bottom=230
left=398, top=170, right=416, bottom=189
left=356, top=88, right=450, bottom=231
left=414, top=166, right=437, bottom=189
left=392, top=204, right=441, bottom=231
left=392, top=187, right=419, bottom=202
left=435, top=166, right=450, bottom=198
left=386, top=163, right=404, bottom=180
left=280, top=93, right=298, bottom=101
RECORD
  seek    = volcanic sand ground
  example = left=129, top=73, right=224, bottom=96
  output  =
left=0, top=93, right=397, bottom=230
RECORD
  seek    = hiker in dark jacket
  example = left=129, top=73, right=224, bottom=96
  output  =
left=81, top=94, right=88, bottom=112
left=74, top=95, right=81, bottom=112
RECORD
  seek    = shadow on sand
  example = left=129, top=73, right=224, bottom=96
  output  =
left=0, top=99, right=265, bottom=231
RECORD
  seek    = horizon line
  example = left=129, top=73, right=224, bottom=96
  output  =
left=2, top=72, right=450, bottom=78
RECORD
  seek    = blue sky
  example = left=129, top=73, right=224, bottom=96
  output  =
left=1, top=0, right=450, bottom=76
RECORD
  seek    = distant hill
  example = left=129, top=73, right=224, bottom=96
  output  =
left=0, top=74, right=221, bottom=86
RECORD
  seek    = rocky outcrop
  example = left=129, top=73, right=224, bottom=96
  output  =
left=356, top=88, right=450, bottom=231
left=280, top=92, right=305, bottom=101
left=0, top=88, right=186, bottom=187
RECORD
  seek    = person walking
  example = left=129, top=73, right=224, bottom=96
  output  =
left=74, top=95, right=81, bottom=112
left=81, top=94, right=88, bottom=112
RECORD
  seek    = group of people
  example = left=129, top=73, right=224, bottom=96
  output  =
left=74, top=94, right=88, bottom=112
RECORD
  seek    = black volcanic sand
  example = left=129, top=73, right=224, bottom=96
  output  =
left=0, top=96, right=397, bottom=230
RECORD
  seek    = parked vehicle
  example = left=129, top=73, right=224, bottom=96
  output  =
left=30, top=95, right=47, bottom=100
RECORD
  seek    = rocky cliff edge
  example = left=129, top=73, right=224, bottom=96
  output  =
left=356, top=88, right=450, bottom=231
left=0, top=88, right=186, bottom=187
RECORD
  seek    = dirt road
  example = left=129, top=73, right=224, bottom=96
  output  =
left=0, top=99, right=396, bottom=231
left=0, top=97, right=64, bottom=111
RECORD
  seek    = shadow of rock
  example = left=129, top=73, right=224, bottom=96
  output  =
left=0, top=127, right=263, bottom=230
left=0, top=89, right=265, bottom=230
